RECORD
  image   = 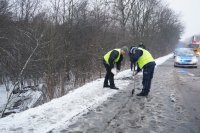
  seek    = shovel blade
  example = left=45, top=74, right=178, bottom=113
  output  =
left=131, top=89, right=135, bottom=96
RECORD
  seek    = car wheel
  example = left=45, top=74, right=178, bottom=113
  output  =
left=174, top=63, right=177, bottom=67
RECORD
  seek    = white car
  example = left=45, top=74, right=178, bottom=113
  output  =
left=174, top=48, right=198, bottom=68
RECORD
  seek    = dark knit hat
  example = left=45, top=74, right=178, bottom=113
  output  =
left=121, top=46, right=128, bottom=53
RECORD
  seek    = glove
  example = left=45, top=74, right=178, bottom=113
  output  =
left=133, top=71, right=138, bottom=76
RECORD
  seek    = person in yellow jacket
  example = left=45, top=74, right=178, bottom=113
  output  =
left=129, top=46, right=156, bottom=96
left=103, top=46, right=128, bottom=90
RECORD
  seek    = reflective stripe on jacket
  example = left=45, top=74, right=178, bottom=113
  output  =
left=104, top=49, right=121, bottom=65
left=137, top=48, right=154, bottom=69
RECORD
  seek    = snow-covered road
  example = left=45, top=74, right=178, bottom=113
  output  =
left=52, top=56, right=200, bottom=133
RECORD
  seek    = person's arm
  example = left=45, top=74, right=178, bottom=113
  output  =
left=130, top=62, right=133, bottom=71
left=108, top=50, right=119, bottom=68
left=131, top=62, right=137, bottom=71
left=130, top=49, right=143, bottom=63
left=130, top=49, right=143, bottom=73
left=136, top=63, right=141, bottom=72
left=116, top=55, right=123, bottom=70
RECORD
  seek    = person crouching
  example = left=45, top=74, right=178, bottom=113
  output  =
left=103, top=46, right=128, bottom=90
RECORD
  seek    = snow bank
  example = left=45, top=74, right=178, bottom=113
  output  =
left=155, top=53, right=173, bottom=66
left=0, top=85, right=7, bottom=108
left=0, top=79, right=130, bottom=132
left=0, top=53, right=172, bottom=133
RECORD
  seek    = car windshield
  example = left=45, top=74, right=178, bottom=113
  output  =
left=176, top=48, right=194, bottom=56
left=188, top=44, right=199, bottom=49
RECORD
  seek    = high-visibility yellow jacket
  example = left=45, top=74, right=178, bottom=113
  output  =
left=137, top=48, right=154, bottom=69
left=104, top=49, right=121, bottom=65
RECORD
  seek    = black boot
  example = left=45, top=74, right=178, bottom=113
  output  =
left=103, top=84, right=110, bottom=88
left=110, top=86, right=119, bottom=90
left=136, top=91, right=148, bottom=96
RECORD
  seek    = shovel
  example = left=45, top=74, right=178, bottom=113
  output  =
left=131, top=71, right=138, bottom=96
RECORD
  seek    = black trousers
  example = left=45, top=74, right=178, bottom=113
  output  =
left=142, top=63, right=155, bottom=94
left=103, top=61, right=115, bottom=87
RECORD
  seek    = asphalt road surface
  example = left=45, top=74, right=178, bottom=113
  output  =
left=51, top=57, right=200, bottom=133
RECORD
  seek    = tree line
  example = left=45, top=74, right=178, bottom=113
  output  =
left=0, top=0, right=183, bottom=100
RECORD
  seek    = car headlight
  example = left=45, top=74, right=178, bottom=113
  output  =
left=192, top=56, right=198, bottom=63
left=175, top=56, right=181, bottom=62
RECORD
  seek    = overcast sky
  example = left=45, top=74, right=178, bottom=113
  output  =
left=164, top=0, right=200, bottom=41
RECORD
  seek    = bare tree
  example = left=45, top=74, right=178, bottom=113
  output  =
left=13, top=0, right=41, bottom=22
left=114, top=0, right=135, bottom=35
left=1, top=28, right=47, bottom=117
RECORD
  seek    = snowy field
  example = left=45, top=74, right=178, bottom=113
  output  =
left=0, top=54, right=173, bottom=133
